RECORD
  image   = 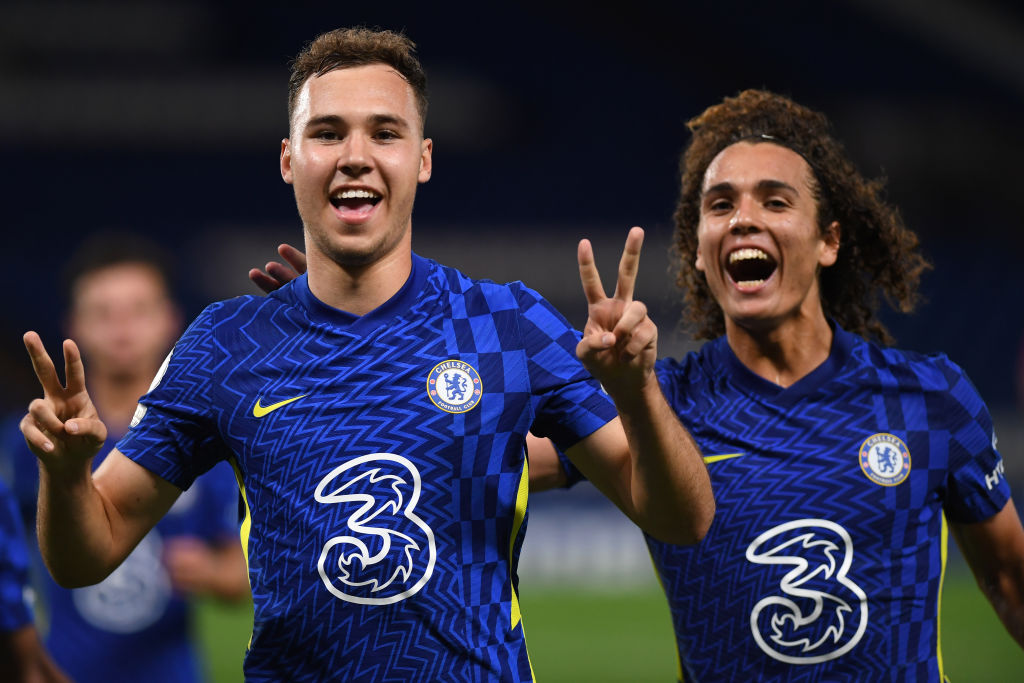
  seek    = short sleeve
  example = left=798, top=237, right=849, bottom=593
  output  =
left=939, top=360, right=1011, bottom=523
left=513, top=284, right=617, bottom=452
left=117, top=306, right=232, bottom=490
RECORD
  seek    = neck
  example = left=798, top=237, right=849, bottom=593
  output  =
left=724, top=311, right=833, bottom=388
left=305, top=238, right=413, bottom=316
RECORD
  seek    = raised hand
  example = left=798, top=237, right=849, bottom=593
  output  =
left=20, top=332, right=107, bottom=470
left=576, top=227, right=658, bottom=398
left=249, top=243, right=307, bottom=294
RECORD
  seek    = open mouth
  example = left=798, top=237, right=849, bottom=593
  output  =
left=725, top=248, right=777, bottom=288
left=330, top=188, right=383, bottom=212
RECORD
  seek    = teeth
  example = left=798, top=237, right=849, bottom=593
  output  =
left=736, top=279, right=765, bottom=287
left=729, top=248, right=769, bottom=263
left=333, top=189, right=381, bottom=200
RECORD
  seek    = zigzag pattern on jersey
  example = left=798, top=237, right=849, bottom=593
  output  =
left=653, top=353, right=921, bottom=680
left=122, top=259, right=606, bottom=682
left=223, top=291, right=512, bottom=678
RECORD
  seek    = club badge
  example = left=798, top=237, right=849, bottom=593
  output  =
left=427, top=360, right=482, bottom=413
left=859, top=433, right=911, bottom=486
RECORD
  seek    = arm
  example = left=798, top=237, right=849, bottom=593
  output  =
left=20, top=332, right=179, bottom=587
left=569, top=228, right=714, bottom=544
left=949, top=498, right=1024, bottom=649
left=164, top=536, right=250, bottom=601
left=249, top=243, right=307, bottom=293
left=526, top=433, right=568, bottom=492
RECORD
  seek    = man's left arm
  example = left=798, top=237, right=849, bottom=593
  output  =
left=568, top=228, right=713, bottom=545
left=950, top=499, right=1024, bottom=649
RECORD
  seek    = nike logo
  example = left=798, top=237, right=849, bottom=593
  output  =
left=252, top=394, right=307, bottom=418
left=703, top=452, right=745, bottom=464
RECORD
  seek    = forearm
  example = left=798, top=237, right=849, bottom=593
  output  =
left=611, top=377, right=714, bottom=545
left=36, top=462, right=125, bottom=587
left=976, top=568, right=1024, bottom=649
left=950, top=501, right=1024, bottom=651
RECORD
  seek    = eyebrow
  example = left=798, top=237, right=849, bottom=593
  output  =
left=702, top=179, right=800, bottom=196
left=304, top=113, right=411, bottom=130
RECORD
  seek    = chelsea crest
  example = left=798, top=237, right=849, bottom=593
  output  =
left=427, top=360, right=482, bottom=413
left=859, top=433, right=911, bottom=486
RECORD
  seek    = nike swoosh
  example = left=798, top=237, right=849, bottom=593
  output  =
left=252, top=394, right=307, bottom=418
left=703, top=452, right=746, bottom=464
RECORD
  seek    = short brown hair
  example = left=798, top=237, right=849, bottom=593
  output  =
left=673, top=89, right=930, bottom=344
left=287, top=27, right=429, bottom=131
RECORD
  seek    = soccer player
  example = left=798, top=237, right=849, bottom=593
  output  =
left=0, top=476, right=69, bottom=682
left=18, top=28, right=713, bottom=682
left=1, top=235, right=248, bottom=683
left=537, top=89, right=1024, bottom=679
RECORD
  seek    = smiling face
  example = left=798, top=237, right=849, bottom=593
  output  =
left=281, top=63, right=432, bottom=270
left=695, top=141, right=839, bottom=335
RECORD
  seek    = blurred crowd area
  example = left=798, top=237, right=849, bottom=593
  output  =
left=3, top=1, right=1023, bottom=498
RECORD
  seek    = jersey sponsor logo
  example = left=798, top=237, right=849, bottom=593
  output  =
left=746, top=519, right=869, bottom=664
left=858, top=433, right=911, bottom=486
left=73, top=531, right=172, bottom=633
left=315, top=453, right=436, bottom=605
left=985, top=459, right=1006, bottom=490
left=129, top=350, right=172, bottom=428
left=427, top=359, right=482, bottom=413
left=252, top=393, right=307, bottom=418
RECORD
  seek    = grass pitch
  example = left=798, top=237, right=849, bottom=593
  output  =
left=195, top=571, right=1022, bottom=682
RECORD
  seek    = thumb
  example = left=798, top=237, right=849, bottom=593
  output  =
left=64, top=417, right=108, bottom=447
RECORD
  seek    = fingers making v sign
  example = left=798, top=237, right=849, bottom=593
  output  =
left=20, top=332, right=107, bottom=469
left=576, top=226, right=658, bottom=398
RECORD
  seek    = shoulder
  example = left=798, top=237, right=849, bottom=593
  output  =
left=860, top=338, right=974, bottom=395
left=428, top=258, right=551, bottom=314
left=656, top=340, right=720, bottom=385
left=858, top=338, right=990, bottom=425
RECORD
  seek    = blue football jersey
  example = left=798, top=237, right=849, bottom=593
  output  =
left=0, top=419, right=240, bottom=683
left=0, top=476, right=33, bottom=634
left=649, top=325, right=1010, bottom=682
left=117, top=254, right=616, bottom=682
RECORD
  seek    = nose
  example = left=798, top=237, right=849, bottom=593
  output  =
left=728, top=195, right=761, bottom=235
left=338, top=134, right=371, bottom=177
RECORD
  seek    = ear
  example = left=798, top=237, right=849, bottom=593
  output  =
left=418, top=138, right=433, bottom=183
left=819, top=220, right=840, bottom=267
left=694, top=228, right=707, bottom=272
left=280, top=138, right=293, bottom=184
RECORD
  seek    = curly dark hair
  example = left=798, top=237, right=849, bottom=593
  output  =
left=673, top=89, right=930, bottom=344
left=288, top=27, right=428, bottom=131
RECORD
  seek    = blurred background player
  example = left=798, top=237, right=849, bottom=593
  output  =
left=0, top=233, right=248, bottom=683
left=0, top=475, right=68, bottom=682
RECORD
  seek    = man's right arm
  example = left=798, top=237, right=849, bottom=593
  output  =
left=20, top=332, right=179, bottom=587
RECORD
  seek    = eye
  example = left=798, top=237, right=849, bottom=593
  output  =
left=373, top=129, right=400, bottom=142
left=312, top=129, right=339, bottom=141
left=765, top=197, right=790, bottom=210
left=707, top=198, right=733, bottom=213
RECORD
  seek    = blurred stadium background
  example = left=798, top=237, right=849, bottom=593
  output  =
left=3, top=0, right=1023, bottom=680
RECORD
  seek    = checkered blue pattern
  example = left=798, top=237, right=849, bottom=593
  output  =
left=118, top=254, right=615, bottom=682
left=646, top=325, right=1010, bottom=681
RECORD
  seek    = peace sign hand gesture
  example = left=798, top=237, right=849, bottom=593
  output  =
left=20, top=332, right=107, bottom=473
left=576, top=227, right=658, bottom=400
